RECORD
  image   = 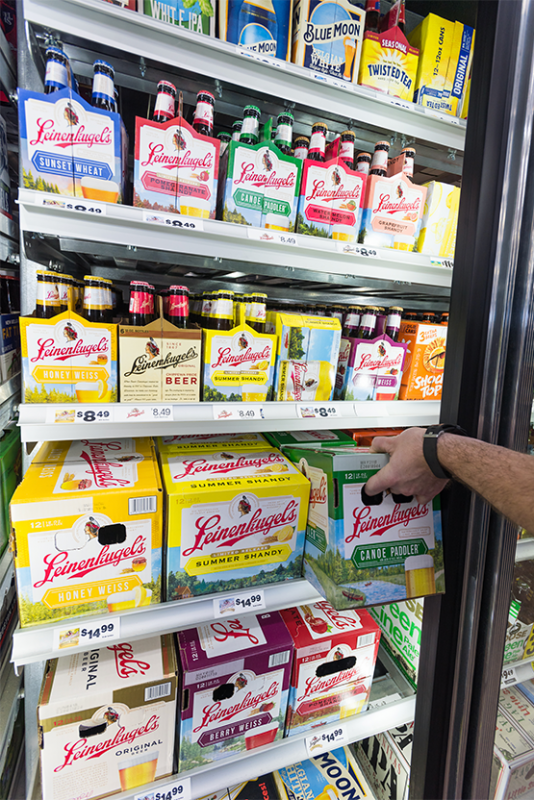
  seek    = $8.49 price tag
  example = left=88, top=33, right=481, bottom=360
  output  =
left=35, top=195, right=107, bottom=215
left=298, top=405, right=339, bottom=420
left=135, top=777, right=191, bottom=800
left=46, top=407, right=114, bottom=425
left=305, top=726, right=346, bottom=757
left=213, top=404, right=265, bottom=421
left=52, top=617, right=120, bottom=652
left=247, top=228, right=298, bottom=246
left=143, top=210, right=203, bottom=232
left=213, top=589, right=266, bottom=617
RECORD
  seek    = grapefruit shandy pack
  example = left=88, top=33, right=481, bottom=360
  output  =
left=10, top=437, right=163, bottom=627
left=359, top=171, right=427, bottom=252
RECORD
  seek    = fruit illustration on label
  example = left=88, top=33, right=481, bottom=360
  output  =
left=424, top=339, right=446, bottom=373
left=302, top=605, right=329, bottom=634
left=61, top=473, right=92, bottom=491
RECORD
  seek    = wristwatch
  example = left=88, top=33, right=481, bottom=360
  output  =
left=423, top=423, right=467, bottom=480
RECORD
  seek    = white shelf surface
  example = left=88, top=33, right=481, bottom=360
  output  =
left=23, top=0, right=465, bottom=152
left=11, top=579, right=323, bottom=668
left=18, top=399, right=441, bottom=443
left=18, top=189, right=453, bottom=288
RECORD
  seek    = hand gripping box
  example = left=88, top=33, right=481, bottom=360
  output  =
left=398, top=320, right=447, bottom=400
left=142, top=0, right=215, bottom=35
left=10, top=437, right=163, bottom=627
left=359, top=172, right=427, bottom=252
left=160, top=446, right=310, bottom=599
left=276, top=746, right=374, bottom=800
left=219, top=0, right=292, bottom=60
left=283, top=446, right=444, bottom=610
left=280, top=600, right=380, bottom=735
left=355, top=723, right=414, bottom=800
left=177, top=611, right=293, bottom=770
left=37, top=635, right=178, bottom=800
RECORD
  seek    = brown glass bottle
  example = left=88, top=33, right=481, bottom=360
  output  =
left=167, top=285, right=189, bottom=328
left=201, top=292, right=214, bottom=329
left=36, top=272, right=60, bottom=318
left=370, top=141, right=390, bottom=177
left=339, top=131, right=355, bottom=169
left=153, top=80, right=176, bottom=123
left=57, top=274, right=70, bottom=314
left=92, top=61, right=115, bottom=112
left=308, top=122, right=328, bottom=162
left=239, top=106, right=261, bottom=146
left=274, top=112, right=294, bottom=155
left=357, top=306, right=379, bottom=339
left=385, top=306, right=403, bottom=341
left=211, top=290, right=234, bottom=331
left=403, top=311, right=418, bottom=322
left=422, top=311, right=436, bottom=323
left=364, top=0, right=380, bottom=32
left=129, top=281, right=149, bottom=326
left=293, top=136, right=310, bottom=161
left=356, top=152, right=372, bottom=175
left=440, top=312, right=449, bottom=326
left=193, top=90, right=215, bottom=137
left=342, top=306, right=361, bottom=337
left=245, top=292, right=267, bottom=333
left=83, top=277, right=105, bottom=323
left=400, top=146, right=416, bottom=178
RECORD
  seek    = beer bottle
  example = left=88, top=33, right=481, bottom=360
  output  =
left=193, top=90, right=215, bottom=137
left=217, top=132, right=232, bottom=157
left=232, top=120, right=243, bottom=141
left=397, top=0, right=406, bottom=34
left=329, top=305, right=345, bottom=323
left=403, top=310, right=418, bottom=322
left=357, top=306, right=379, bottom=339
left=240, top=105, right=261, bottom=146
left=274, top=111, right=294, bottom=155
left=129, top=281, right=149, bottom=326
left=400, top=146, right=416, bottom=178
left=201, top=292, right=214, bottom=329
left=293, top=135, right=310, bottom=161
left=342, top=306, right=362, bottom=337
left=92, top=61, right=115, bottom=112
left=356, top=152, right=372, bottom=175
left=211, top=290, right=235, bottom=331
left=308, top=122, right=328, bottom=162
left=440, top=312, right=449, bottom=326
left=340, top=131, right=356, bottom=169
left=167, top=285, right=189, bottom=328
left=146, top=285, right=156, bottom=323
left=101, top=278, right=113, bottom=322
left=35, top=272, right=58, bottom=318
left=422, top=311, right=436, bottom=323
left=56, top=274, right=70, bottom=314
left=153, top=80, right=176, bottom=123
left=44, top=47, right=70, bottom=94
left=370, top=141, right=390, bottom=177
left=385, top=306, right=403, bottom=341
left=364, top=0, right=380, bottom=32
left=245, top=292, right=267, bottom=333
left=83, top=276, right=105, bottom=323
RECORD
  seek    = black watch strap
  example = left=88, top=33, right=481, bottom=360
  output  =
left=423, top=423, right=467, bottom=480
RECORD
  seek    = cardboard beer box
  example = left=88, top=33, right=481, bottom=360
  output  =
left=358, top=27, right=419, bottom=101
left=0, top=113, right=10, bottom=221
left=441, top=22, right=476, bottom=116
left=500, top=687, right=534, bottom=745
left=355, top=723, right=414, bottom=800
left=142, top=0, right=215, bottom=35
left=335, top=329, right=408, bottom=402
left=20, top=309, right=118, bottom=404
left=219, top=139, right=302, bottom=232
left=284, top=446, right=444, bottom=610
left=359, top=171, right=427, bottom=251
left=408, top=14, right=455, bottom=110
left=202, top=321, right=277, bottom=402
left=0, top=313, right=20, bottom=382
left=37, top=635, right=178, bottom=800
left=276, top=746, right=374, bottom=800
left=0, top=425, right=21, bottom=558
left=296, top=155, right=366, bottom=243
left=19, top=88, right=126, bottom=201
left=503, top=560, right=534, bottom=664
left=273, top=312, right=341, bottom=402
left=398, top=319, right=446, bottom=400
left=291, top=0, right=365, bottom=84
left=417, top=181, right=460, bottom=258
left=160, top=445, right=309, bottom=599
left=264, top=429, right=354, bottom=450
left=369, top=599, right=423, bottom=689
left=219, top=0, right=291, bottom=60
left=350, top=427, right=404, bottom=446
left=10, top=437, right=163, bottom=627
left=134, top=115, right=220, bottom=219
left=157, top=432, right=269, bottom=453
left=177, top=612, right=293, bottom=770
left=227, top=774, right=284, bottom=800
left=490, top=709, right=534, bottom=800
left=280, top=601, right=380, bottom=735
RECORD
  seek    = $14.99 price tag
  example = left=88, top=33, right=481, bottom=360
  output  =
left=213, top=589, right=266, bottom=617
left=213, top=405, right=265, bottom=421
left=53, top=618, right=120, bottom=652
left=143, top=210, right=203, bottom=232
left=305, top=726, right=346, bottom=757
left=501, top=666, right=518, bottom=687
left=298, top=405, right=339, bottom=420
left=135, top=777, right=191, bottom=800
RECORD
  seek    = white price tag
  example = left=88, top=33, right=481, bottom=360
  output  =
left=337, top=242, right=381, bottom=259
left=430, top=257, right=454, bottom=269
left=148, top=406, right=173, bottom=421
left=305, top=726, right=346, bottom=757
left=35, top=195, right=107, bottom=215
left=53, top=617, right=120, bottom=651
left=212, top=404, right=265, bottom=421
left=247, top=228, right=298, bottom=246
left=46, top=407, right=114, bottom=425
left=213, top=589, right=266, bottom=617
left=114, top=405, right=174, bottom=423
left=501, top=667, right=518, bottom=687
left=235, top=47, right=286, bottom=69
left=367, top=693, right=402, bottom=710
left=387, top=97, right=412, bottom=111
left=298, top=405, right=339, bottom=420
left=143, top=210, right=203, bottom=232
left=135, top=777, right=191, bottom=800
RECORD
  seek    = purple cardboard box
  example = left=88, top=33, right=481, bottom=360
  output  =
left=177, top=611, right=293, bottom=770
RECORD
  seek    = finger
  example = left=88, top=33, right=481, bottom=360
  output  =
left=369, top=435, right=396, bottom=455
left=365, top=461, right=395, bottom=496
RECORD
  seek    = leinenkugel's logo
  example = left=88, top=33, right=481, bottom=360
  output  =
left=235, top=161, right=296, bottom=190
left=107, top=643, right=151, bottom=679
left=347, top=503, right=429, bottom=542
left=297, top=667, right=360, bottom=702
left=306, top=179, right=361, bottom=202
left=30, top=336, right=109, bottom=363
left=29, top=118, right=112, bottom=149
left=78, top=440, right=132, bottom=488
left=54, top=716, right=160, bottom=771
left=356, top=351, right=404, bottom=372
left=141, top=143, right=213, bottom=172
left=372, top=192, right=421, bottom=216
left=124, top=347, right=198, bottom=377
left=311, top=601, right=361, bottom=630
left=33, top=536, right=146, bottom=587
left=211, top=345, right=271, bottom=369
left=174, top=452, right=285, bottom=479
left=193, top=681, right=280, bottom=732
left=310, top=475, right=327, bottom=506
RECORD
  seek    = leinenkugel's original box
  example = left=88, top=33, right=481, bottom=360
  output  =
left=291, top=0, right=365, bottom=84
left=490, top=706, right=534, bottom=800
left=281, top=601, right=380, bottom=735
left=355, top=723, right=414, bottom=800
left=134, top=115, right=220, bottom=218
left=19, top=88, right=126, bottom=201
left=202, top=322, right=278, bottom=402
left=359, top=172, right=427, bottom=251
left=10, top=438, right=163, bottom=627
left=219, top=0, right=291, bottom=60
left=20, top=310, right=118, bottom=404
left=369, top=599, right=423, bottom=689
left=284, top=446, right=444, bottom=610
left=160, top=445, right=309, bottom=599
left=276, top=746, right=374, bottom=800
left=142, top=0, right=215, bottom=36
left=398, top=319, right=447, bottom=400
left=37, top=635, right=178, bottom=800
left=177, top=611, right=293, bottom=770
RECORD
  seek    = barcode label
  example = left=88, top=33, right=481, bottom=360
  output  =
left=145, top=682, right=172, bottom=701
left=358, top=633, right=376, bottom=648
left=129, top=496, right=157, bottom=515
left=269, top=650, right=291, bottom=668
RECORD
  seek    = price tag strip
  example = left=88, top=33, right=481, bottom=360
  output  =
left=297, top=405, right=339, bottom=420
left=213, top=589, right=266, bottom=617
left=212, top=404, right=265, bottom=421
left=134, top=776, right=191, bottom=800
left=337, top=242, right=381, bottom=259
left=46, top=406, right=115, bottom=425
left=34, top=195, right=107, bottom=216
left=430, top=257, right=454, bottom=269
left=367, top=692, right=402, bottom=710
left=235, top=47, right=286, bottom=69
left=52, top=617, right=120, bottom=651
left=114, top=405, right=174, bottom=423
left=143, top=210, right=203, bottom=232
left=305, top=726, right=346, bottom=757
left=501, top=666, right=519, bottom=687
left=247, top=228, right=298, bottom=246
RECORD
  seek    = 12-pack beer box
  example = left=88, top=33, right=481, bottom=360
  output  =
left=369, top=599, right=423, bottom=689
left=355, top=723, right=414, bottom=800
left=37, top=635, right=178, bottom=800
left=276, top=746, right=374, bottom=800
left=142, top=0, right=215, bottom=35
left=281, top=600, right=380, bottom=735
left=284, top=446, right=444, bottom=610
left=219, top=0, right=291, bottom=60
left=408, top=14, right=455, bottom=109
left=10, top=437, right=163, bottom=627
left=160, top=444, right=310, bottom=600
left=177, top=612, right=293, bottom=770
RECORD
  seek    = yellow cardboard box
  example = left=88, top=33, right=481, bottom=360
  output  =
left=358, top=27, right=419, bottom=101
left=409, top=13, right=455, bottom=110
left=417, top=181, right=460, bottom=258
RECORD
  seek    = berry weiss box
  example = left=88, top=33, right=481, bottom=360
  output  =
left=37, top=635, right=177, bottom=800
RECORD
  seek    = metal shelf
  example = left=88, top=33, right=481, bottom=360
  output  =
left=18, top=399, right=440, bottom=443
left=22, top=0, right=465, bottom=152
left=515, top=537, right=534, bottom=562
left=0, top=546, right=14, bottom=610
left=0, top=26, right=15, bottom=98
